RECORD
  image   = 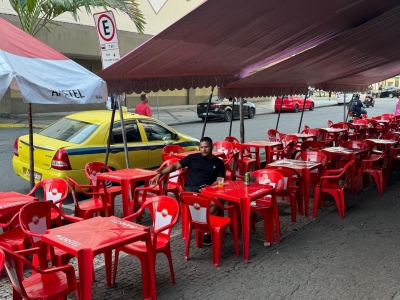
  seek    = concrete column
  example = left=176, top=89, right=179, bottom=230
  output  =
left=0, top=88, right=12, bottom=118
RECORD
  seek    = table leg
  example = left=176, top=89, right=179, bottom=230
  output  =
left=240, top=197, right=250, bottom=261
left=121, top=180, right=131, bottom=217
left=145, top=237, right=157, bottom=300
left=104, top=250, right=112, bottom=286
left=302, top=169, right=310, bottom=218
left=265, top=147, right=271, bottom=164
left=77, top=249, right=93, bottom=300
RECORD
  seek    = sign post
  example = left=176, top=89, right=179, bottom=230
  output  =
left=93, top=11, right=121, bottom=69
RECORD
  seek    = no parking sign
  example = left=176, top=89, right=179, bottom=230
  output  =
left=93, top=11, right=121, bottom=69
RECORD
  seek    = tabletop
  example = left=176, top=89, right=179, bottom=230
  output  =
left=289, top=133, right=317, bottom=139
left=365, top=139, right=398, bottom=145
left=267, top=159, right=321, bottom=169
left=41, top=216, right=149, bottom=255
left=320, top=127, right=347, bottom=133
left=201, top=180, right=273, bottom=202
left=242, top=141, right=282, bottom=147
left=0, top=191, right=38, bottom=214
left=97, top=168, right=157, bottom=181
left=322, top=147, right=368, bottom=155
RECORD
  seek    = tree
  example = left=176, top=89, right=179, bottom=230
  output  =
left=8, top=0, right=146, bottom=36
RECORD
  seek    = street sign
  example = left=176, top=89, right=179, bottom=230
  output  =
left=93, top=11, right=121, bottom=69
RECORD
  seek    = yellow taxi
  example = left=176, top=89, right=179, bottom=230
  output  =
left=12, top=110, right=200, bottom=184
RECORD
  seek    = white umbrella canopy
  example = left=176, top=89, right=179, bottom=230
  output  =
left=0, top=17, right=107, bottom=188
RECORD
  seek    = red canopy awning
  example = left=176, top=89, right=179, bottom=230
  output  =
left=219, top=6, right=400, bottom=98
left=98, top=0, right=399, bottom=94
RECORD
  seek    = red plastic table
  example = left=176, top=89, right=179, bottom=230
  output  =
left=97, top=168, right=157, bottom=217
left=321, top=147, right=368, bottom=193
left=266, top=159, right=322, bottom=218
left=0, top=191, right=38, bottom=215
left=201, top=180, right=274, bottom=261
left=41, top=216, right=156, bottom=300
left=289, top=133, right=317, bottom=142
left=242, top=141, right=282, bottom=168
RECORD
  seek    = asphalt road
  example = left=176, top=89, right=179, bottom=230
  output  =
left=0, top=98, right=396, bottom=193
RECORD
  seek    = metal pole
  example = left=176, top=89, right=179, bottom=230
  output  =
left=201, top=86, right=214, bottom=139
left=343, top=93, right=346, bottom=122
left=275, top=95, right=285, bottom=130
left=156, top=92, right=160, bottom=120
left=297, top=89, right=309, bottom=133
left=104, top=97, right=117, bottom=165
left=118, top=96, right=130, bottom=168
left=28, top=103, right=35, bottom=190
left=229, top=98, right=234, bottom=136
left=239, top=97, right=244, bottom=143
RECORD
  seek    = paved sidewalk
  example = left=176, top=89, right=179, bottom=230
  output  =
left=0, top=96, right=338, bottom=128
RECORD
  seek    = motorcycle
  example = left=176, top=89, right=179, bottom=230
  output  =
left=363, top=95, right=375, bottom=108
left=346, top=98, right=367, bottom=122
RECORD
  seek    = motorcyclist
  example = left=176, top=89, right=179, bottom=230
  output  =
left=352, top=94, right=367, bottom=116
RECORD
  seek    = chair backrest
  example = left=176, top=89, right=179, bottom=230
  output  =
left=180, top=193, right=222, bottom=230
left=158, top=158, right=180, bottom=184
left=353, top=119, right=368, bottom=125
left=19, top=201, right=55, bottom=247
left=213, top=141, right=234, bottom=156
left=301, top=125, right=310, bottom=134
left=250, top=169, right=284, bottom=192
left=283, top=134, right=298, bottom=145
left=297, top=151, right=328, bottom=168
left=330, top=123, right=350, bottom=130
left=381, top=133, right=400, bottom=141
left=266, top=166, right=302, bottom=193
left=343, top=140, right=370, bottom=151
left=85, top=161, right=112, bottom=185
left=327, top=120, right=334, bottom=127
left=300, top=141, right=325, bottom=152
left=267, top=129, right=280, bottom=142
left=382, top=113, right=395, bottom=118
left=368, top=127, right=382, bottom=139
left=0, top=246, right=32, bottom=298
left=224, top=136, right=240, bottom=144
left=162, top=145, right=186, bottom=155
left=308, top=128, right=320, bottom=138
left=28, top=178, right=69, bottom=205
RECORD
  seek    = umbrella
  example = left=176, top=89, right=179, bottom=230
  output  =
left=0, top=18, right=107, bottom=188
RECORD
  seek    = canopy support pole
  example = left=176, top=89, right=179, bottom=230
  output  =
left=156, top=92, right=160, bottom=120
left=297, top=89, right=309, bottom=133
left=28, top=103, right=35, bottom=190
left=201, top=86, right=214, bottom=139
left=229, top=98, right=234, bottom=136
left=104, top=101, right=117, bottom=166
left=240, top=97, right=244, bottom=143
left=343, top=93, right=347, bottom=122
left=118, top=96, right=130, bottom=168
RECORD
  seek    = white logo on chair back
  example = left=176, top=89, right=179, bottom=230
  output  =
left=189, top=203, right=206, bottom=223
left=28, top=216, right=47, bottom=243
left=154, top=209, right=172, bottom=234
left=46, top=188, right=62, bottom=201
left=170, top=170, right=179, bottom=183
left=89, top=171, right=100, bottom=185
left=54, top=235, right=81, bottom=247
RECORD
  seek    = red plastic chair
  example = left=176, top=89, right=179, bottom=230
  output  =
left=150, top=158, right=181, bottom=199
left=296, top=150, right=328, bottom=190
left=19, top=201, right=82, bottom=272
left=229, top=143, right=257, bottom=175
left=301, top=125, right=310, bottom=133
left=300, top=140, right=325, bottom=152
left=162, top=144, right=186, bottom=161
left=213, top=141, right=234, bottom=156
left=318, top=129, right=335, bottom=146
left=0, top=246, right=79, bottom=300
left=113, top=196, right=179, bottom=287
left=356, top=149, right=390, bottom=195
left=249, top=169, right=284, bottom=244
left=180, top=192, right=239, bottom=267
left=269, top=140, right=294, bottom=162
left=313, top=161, right=353, bottom=219
left=27, top=178, right=69, bottom=226
left=66, top=176, right=110, bottom=219
left=85, top=162, right=122, bottom=216
left=266, top=166, right=303, bottom=222
left=224, top=136, right=240, bottom=144
left=267, top=129, right=281, bottom=142
left=381, top=133, right=400, bottom=141
left=327, top=120, right=333, bottom=127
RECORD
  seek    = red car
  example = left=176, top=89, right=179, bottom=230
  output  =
left=274, top=95, right=315, bottom=113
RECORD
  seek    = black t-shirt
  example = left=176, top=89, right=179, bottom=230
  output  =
left=179, top=153, right=225, bottom=191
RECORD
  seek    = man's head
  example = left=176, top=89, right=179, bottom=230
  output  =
left=140, top=94, right=148, bottom=103
left=199, top=137, right=213, bottom=157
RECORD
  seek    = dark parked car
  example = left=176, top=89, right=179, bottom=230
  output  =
left=197, top=96, right=256, bottom=122
left=380, top=87, right=400, bottom=98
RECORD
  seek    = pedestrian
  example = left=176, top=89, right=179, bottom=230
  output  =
left=352, top=94, right=367, bottom=116
left=149, top=136, right=225, bottom=245
left=135, top=94, right=152, bottom=116
left=378, top=85, right=383, bottom=98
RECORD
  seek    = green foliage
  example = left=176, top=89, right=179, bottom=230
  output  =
left=7, top=0, right=146, bottom=35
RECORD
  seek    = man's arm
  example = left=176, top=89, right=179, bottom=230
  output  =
left=149, top=162, right=182, bottom=185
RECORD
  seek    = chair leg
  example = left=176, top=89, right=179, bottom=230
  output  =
left=184, top=227, right=192, bottom=261
left=272, top=200, right=281, bottom=243
left=159, top=245, right=176, bottom=284
left=312, top=186, right=320, bottom=218
left=212, top=229, right=223, bottom=267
